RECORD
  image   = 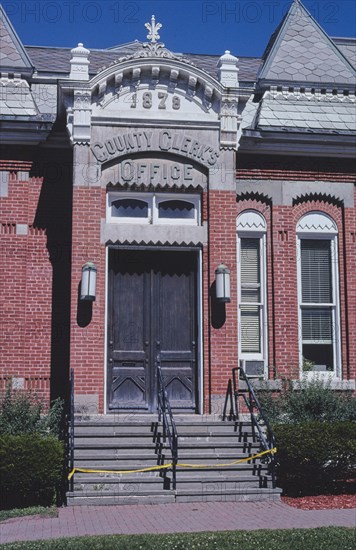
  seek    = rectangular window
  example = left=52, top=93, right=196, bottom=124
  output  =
left=299, top=239, right=338, bottom=373
left=238, top=236, right=267, bottom=367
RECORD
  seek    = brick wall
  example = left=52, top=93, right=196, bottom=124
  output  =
left=69, top=184, right=106, bottom=413
left=236, top=161, right=356, bottom=385
left=344, top=189, right=356, bottom=382
left=205, top=190, right=238, bottom=411
left=0, top=161, right=52, bottom=401
left=2, top=152, right=354, bottom=411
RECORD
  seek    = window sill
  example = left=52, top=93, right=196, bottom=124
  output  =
left=238, top=379, right=355, bottom=391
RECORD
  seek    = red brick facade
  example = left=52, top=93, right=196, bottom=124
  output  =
left=236, top=160, right=356, bottom=385
left=1, top=2, right=355, bottom=414
left=0, top=162, right=52, bottom=401
left=1, top=155, right=355, bottom=411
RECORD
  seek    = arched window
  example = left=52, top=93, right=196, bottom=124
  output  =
left=157, top=199, right=195, bottom=220
left=112, top=198, right=149, bottom=219
left=107, top=192, right=200, bottom=225
left=237, top=211, right=267, bottom=378
left=296, top=212, right=341, bottom=377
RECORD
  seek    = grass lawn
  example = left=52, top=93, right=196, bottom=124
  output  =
left=2, top=528, right=355, bottom=549
left=0, top=507, right=58, bottom=522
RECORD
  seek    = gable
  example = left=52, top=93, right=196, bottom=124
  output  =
left=0, top=5, right=33, bottom=73
left=259, top=1, right=356, bottom=87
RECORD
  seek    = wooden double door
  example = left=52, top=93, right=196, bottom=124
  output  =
left=107, top=249, right=198, bottom=412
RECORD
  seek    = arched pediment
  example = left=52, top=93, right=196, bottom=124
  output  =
left=100, top=151, right=208, bottom=190
left=297, top=211, right=338, bottom=234
left=65, top=22, right=241, bottom=150
left=89, top=50, right=223, bottom=121
left=237, top=210, right=267, bottom=232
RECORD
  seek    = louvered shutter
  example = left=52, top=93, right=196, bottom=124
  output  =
left=241, top=305, right=260, bottom=353
left=241, top=238, right=260, bottom=285
left=301, top=240, right=332, bottom=303
left=240, top=238, right=261, bottom=353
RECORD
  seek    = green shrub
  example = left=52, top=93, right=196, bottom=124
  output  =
left=0, top=384, right=64, bottom=437
left=0, top=434, right=64, bottom=509
left=256, top=377, right=356, bottom=424
left=274, top=422, right=356, bottom=496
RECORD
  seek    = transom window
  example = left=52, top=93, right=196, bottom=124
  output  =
left=107, top=192, right=200, bottom=225
left=158, top=200, right=195, bottom=220
left=297, top=212, right=341, bottom=377
left=112, top=198, right=148, bottom=219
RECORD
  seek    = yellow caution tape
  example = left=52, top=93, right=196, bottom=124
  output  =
left=68, top=463, right=172, bottom=480
left=68, top=447, right=276, bottom=481
left=175, top=447, right=277, bottom=469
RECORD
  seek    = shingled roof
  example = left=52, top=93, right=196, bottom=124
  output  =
left=254, top=89, right=356, bottom=134
left=0, top=5, right=33, bottom=72
left=24, top=43, right=262, bottom=83
left=258, top=0, right=356, bottom=86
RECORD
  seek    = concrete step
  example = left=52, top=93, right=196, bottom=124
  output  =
left=73, top=434, right=258, bottom=446
left=68, top=416, right=276, bottom=506
left=73, top=459, right=266, bottom=471
left=72, top=462, right=268, bottom=478
left=74, top=441, right=168, bottom=450
left=174, top=487, right=282, bottom=503
left=73, top=441, right=258, bottom=451
left=74, top=449, right=262, bottom=460
left=74, top=420, right=251, bottom=426
left=67, top=492, right=176, bottom=506
left=67, top=486, right=281, bottom=506
left=73, top=421, right=253, bottom=432
left=73, top=475, right=271, bottom=492
left=73, top=425, right=156, bottom=435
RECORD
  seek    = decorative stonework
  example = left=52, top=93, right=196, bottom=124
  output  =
left=145, top=15, right=162, bottom=44
left=219, top=96, right=241, bottom=149
left=101, top=156, right=208, bottom=190
left=297, top=211, right=338, bottom=233
left=70, top=43, right=90, bottom=81
left=237, top=210, right=267, bottom=231
left=67, top=88, right=92, bottom=144
left=95, top=19, right=199, bottom=72
left=218, top=50, right=239, bottom=88
left=218, top=50, right=241, bottom=149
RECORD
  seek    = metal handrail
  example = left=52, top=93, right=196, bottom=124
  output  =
left=68, top=368, right=74, bottom=492
left=223, top=364, right=277, bottom=488
left=156, top=343, right=178, bottom=490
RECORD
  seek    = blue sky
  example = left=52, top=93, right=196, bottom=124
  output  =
left=3, top=0, right=356, bottom=57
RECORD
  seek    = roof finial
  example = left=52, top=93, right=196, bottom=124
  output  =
left=145, top=15, right=162, bottom=44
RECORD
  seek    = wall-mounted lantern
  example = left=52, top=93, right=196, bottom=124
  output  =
left=80, top=261, right=97, bottom=301
left=215, top=264, right=231, bottom=303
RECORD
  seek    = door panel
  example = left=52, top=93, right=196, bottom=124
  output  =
left=108, top=249, right=198, bottom=412
left=157, top=254, right=196, bottom=409
left=108, top=252, right=150, bottom=410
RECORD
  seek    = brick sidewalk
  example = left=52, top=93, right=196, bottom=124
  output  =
left=1, top=501, right=355, bottom=544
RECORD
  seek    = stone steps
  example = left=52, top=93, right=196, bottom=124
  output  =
left=67, top=487, right=280, bottom=506
left=67, top=417, right=280, bottom=505
left=72, top=474, right=272, bottom=492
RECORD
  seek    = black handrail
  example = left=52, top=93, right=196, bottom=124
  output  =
left=156, top=343, right=178, bottom=490
left=223, top=364, right=277, bottom=488
left=68, top=368, right=74, bottom=492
